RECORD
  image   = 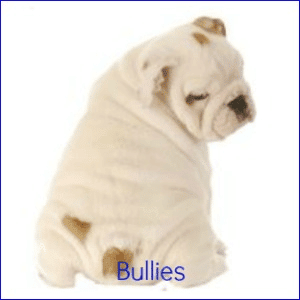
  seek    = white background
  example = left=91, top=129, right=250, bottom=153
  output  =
left=1, top=1, right=299, bottom=299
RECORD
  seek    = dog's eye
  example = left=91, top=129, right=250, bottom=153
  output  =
left=186, top=93, right=209, bottom=105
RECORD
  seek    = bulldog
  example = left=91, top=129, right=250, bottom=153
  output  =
left=36, top=16, right=255, bottom=288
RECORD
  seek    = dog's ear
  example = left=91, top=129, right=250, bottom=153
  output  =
left=138, top=46, right=178, bottom=106
left=193, top=16, right=226, bottom=37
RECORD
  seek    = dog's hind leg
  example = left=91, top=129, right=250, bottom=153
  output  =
left=165, top=223, right=227, bottom=287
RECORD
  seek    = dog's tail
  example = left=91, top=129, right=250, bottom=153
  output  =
left=102, top=247, right=134, bottom=277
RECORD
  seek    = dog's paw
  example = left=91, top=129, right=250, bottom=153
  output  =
left=38, top=269, right=74, bottom=288
left=36, top=231, right=80, bottom=288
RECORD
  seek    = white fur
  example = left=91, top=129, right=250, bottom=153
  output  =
left=36, top=20, right=255, bottom=287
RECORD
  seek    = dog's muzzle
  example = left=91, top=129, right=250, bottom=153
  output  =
left=206, top=80, right=255, bottom=139
left=201, top=79, right=255, bottom=140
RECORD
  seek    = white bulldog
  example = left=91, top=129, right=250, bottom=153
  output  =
left=36, top=17, right=255, bottom=288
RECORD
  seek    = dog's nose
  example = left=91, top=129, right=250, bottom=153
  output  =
left=227, top=94, right=249, bottom=121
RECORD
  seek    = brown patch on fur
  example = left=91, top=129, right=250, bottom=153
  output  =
left=153, top=66, right=170, bottom=102
left=160, top=67, right=170, bottom=94
left=193, top=32, right=210, bottom=45
left=103, top=247, right=134, bottom=277
left=62, top=215, right=91, bottom=241
left=193, top=17, right=226, bottom=36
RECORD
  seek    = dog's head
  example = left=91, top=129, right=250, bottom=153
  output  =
left=137, top=17, right=255, bottom=141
